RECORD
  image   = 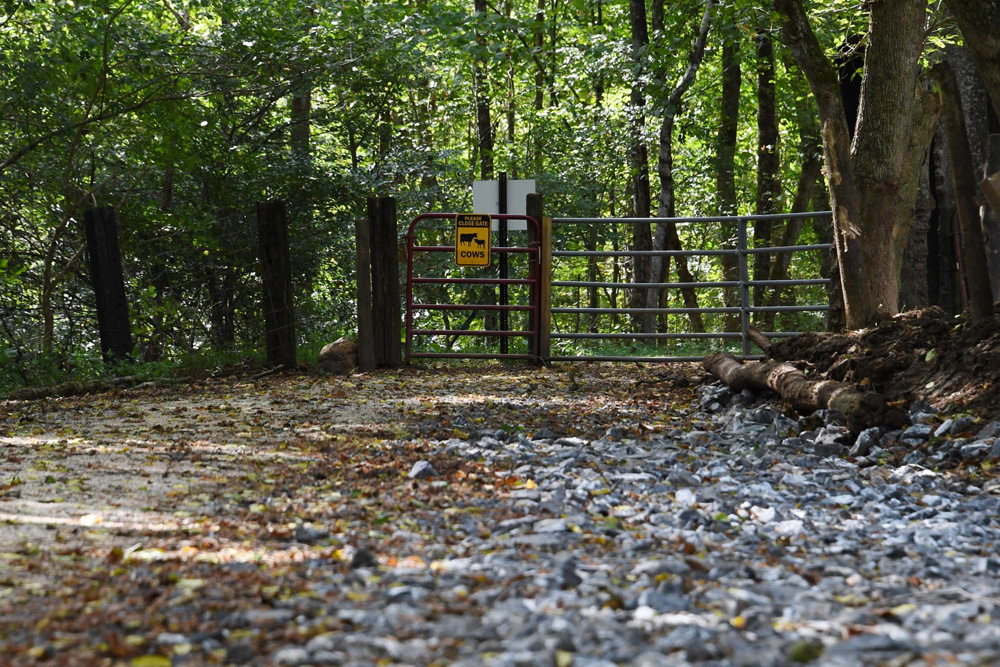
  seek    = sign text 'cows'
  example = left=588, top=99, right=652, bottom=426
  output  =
left=455, top=213, right=491, bottom=267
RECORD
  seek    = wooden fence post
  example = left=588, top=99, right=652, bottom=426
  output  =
left=257, top=200, right=296, bottom=368
left=355, top=216, right=376, bottom=371
left=369, top=196, right=401, bottom=368
left=526, top=193, right=543, bottom=361
left=84, top=206, right=133, bottom=362
left=540, top=213, right=552, bottom=363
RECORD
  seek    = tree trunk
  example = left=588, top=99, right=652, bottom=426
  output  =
left=753, top=31, right=779, bottom=310
left=984, top=135, right=1000, bottom=299
left=891, top=78, right=941, bottom=289
left=776, top=0, right=929, bottom=329
left=717, top=40, right=741, bottom=331
left=759, top=145, right=823, bottom=331
left=627, top=0, right=652, bottom=324
left=646, top=0, right=713, bottom=333
left=760, top=61, right=822, bottom=331
left=474, top=0, right=493, bottom=180
left=587, top=226, right=599, bottom=333
left=944, top=0, right=1000, bottom=117
left=898, top=159, right=933, bottom=311
left=532, top=0, right=545, bottom=173
left=932, top=61, right=996, bottom=319
left=289, top=86, right=313, bottom=294
left=931, top=129, right=961, bottom=314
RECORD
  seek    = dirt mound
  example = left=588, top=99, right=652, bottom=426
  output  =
left=771, top=305, right=1000, bottom=420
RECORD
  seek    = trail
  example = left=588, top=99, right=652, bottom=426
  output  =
left=0, top=363, right=998, bottom=665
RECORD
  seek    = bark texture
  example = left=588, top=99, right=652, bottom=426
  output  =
left=985, top=135, right=1000, bottom=299
left=776, top=0, right=933, bottom=329
left=932, top=61, right=996, bottom=319
left=627, top=0, right=652, bottom=318
left=944, top=0, right=1000, bottom=117
left=753, top=31, right=779, bottom=309
left=645, top=0, right=713, bottom=334
left=716, top=40, right=742, bottom=331
left=703, top=352, right=905, bottom=434
left=473, top=0, right=493, bottom=180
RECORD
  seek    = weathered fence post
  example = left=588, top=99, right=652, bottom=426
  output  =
left=355, top=216, right=377, bottom=371
left=257, top=200, right=296, bottom=368
left=526, top=194, right=544, bottom=361
left=540, top=209, right=552, bottom=363
left=84, top=206, right=133, bottom=362
left=368, top=196, right=402, bottom=368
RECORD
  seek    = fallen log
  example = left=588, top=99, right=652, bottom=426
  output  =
left=703, top=351, right=906, bottom=434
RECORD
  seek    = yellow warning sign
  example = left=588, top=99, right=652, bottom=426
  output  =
left=455, top=213, right=492, bottom=267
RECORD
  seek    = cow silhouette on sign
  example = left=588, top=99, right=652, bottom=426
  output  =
left=459, top=232, right=477, bottom=246
left=474, top=237, right=486, bottom=249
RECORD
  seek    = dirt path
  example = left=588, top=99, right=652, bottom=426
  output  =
left=0, top=362, right=698, bottom=664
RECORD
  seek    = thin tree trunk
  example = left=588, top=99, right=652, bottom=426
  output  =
left=760, top=148, right=823, bottom=331
left=587, top=226, right=599, bottom=333
left=753, top=31, right=780, bottom=310
left=646, top=0, right=713, bottom=333
left=474, top=0, right=493, bottom=180
left=932, top=61, right=996, bottom=319
left=717, top=40, right=742, bottom=331
left=984, top=135, right=1000, bottom=300
left=290, top=86, right=312, bottom=293
left=532, top=0, right=545, bottom=173
left=898, top=159, right=933, bottom=311
left=931, top=128, right=961, bottom=314
left=627, top=0, right=652, bottom=325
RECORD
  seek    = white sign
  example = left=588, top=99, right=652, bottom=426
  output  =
left=472, top=179, right=536, bottom=232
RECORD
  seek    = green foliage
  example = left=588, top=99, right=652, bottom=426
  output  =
left=0, top=0, right=958, bottom=387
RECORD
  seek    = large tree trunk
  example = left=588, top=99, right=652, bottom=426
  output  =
left=645, top=0, right=712, bottom=334
left=932, top=61, right=996, bottom=319
left=776, top=0, right=931, bottom=329
left=627, top=0, right=652, bottom=323
left=753, top=31, right=780, bottom=310
left=944, top=0, right=1000, bottom=118
left=717, top=40, right=741, bottom=331
left=891, top=77, right=941, bottom=288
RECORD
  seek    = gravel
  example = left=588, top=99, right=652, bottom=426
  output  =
left=177, top=383, right=1000, bottom=664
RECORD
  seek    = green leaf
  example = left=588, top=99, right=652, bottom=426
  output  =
left=131, top=656, right=171, bottom=667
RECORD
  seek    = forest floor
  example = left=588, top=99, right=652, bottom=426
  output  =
left=772, top=305, right=1000, bottom=421
left=0, top=325, right=999, bottom=666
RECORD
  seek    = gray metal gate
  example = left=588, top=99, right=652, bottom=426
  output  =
left=548, top=211, right=834, bottom=362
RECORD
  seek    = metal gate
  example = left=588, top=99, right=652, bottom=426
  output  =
left=547, top=211, right=834, bottom=362
left=404, top=213, right=541, bottom=363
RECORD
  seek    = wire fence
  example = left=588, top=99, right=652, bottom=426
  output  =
left=0, top=199, right=355, bottom=389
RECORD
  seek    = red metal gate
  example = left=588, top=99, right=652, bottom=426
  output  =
left=405, top=213, right=541, bottom=363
